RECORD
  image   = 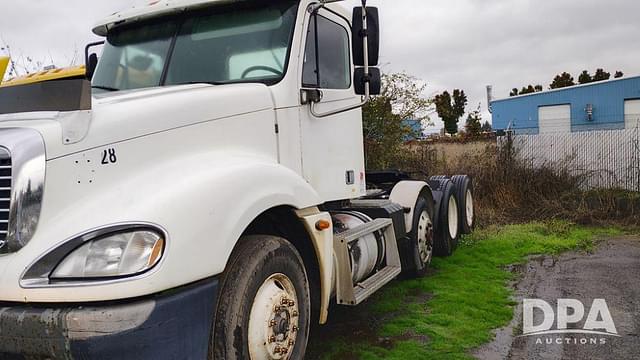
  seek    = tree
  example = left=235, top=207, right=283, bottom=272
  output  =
left=511, top=84, right=542, bottom=97
left=578, top=70, right=592, bottom=84
left=465, top=105, right=482, bottom=136
left=520, top=85, right=536, bottom=95
left=614, top=71, right=624, bottom=78
left=550, top=72, right=575, bottom=89
left=362, top=72, right=433, bottom=170
left=434, top=89, right=467, bottom=135
left=481, top=121, right=492, bottom=133
left=593, top=68, right=611, bottom=82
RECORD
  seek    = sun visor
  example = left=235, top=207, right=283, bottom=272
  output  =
left=0, top=79, right=91, bottom=115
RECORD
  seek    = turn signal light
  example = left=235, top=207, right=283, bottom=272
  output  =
left=315, top=220, right=331, bottom=231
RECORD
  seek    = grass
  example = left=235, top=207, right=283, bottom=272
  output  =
left=315, top=221, right=622, bottom=359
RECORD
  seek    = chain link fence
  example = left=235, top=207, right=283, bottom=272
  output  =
left=499, top=118, right=640, bottom=191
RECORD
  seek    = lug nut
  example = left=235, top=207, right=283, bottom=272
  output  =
left=274, top=346, right=282, bottom=354
left=288, top=300, right=295, bottom=307
left=292, top=310, right=299, bottom=317
left=281, top=298, right=289, bottom=305
left=288, top=340, right=295, bottom=346
left=274, top=305, right=281, bottom=312
left=292, top=325, right=299, bottom=333
left=270, top=320, right=277, bottom=327
left=269, top=335, right=276, bottom=343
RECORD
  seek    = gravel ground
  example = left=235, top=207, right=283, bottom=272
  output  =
left=475, top=236, right=640, bottom=360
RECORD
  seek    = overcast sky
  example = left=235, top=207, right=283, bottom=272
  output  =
left=2, top=0, right=640, bottom=131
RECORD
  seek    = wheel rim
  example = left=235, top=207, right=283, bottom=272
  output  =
left=417, top=210, right=434, bottom=265
left=248, top=273, right=299, bottom=360
left=465, top=189, right=474, bottom=227
left=448, top=196, right=459, bottom=240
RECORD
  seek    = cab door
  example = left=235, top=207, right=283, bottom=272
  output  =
left=298, top=8, right=366, bottom=202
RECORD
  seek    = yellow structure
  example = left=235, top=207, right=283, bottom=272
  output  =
left=0, top=56, right=10, bottom=84
left=0, top=62, right=86, bottom=88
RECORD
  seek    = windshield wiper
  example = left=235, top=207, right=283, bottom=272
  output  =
left=173, top=81, right=230, bottom=86
left=91, top=85, right=120, bottom=92
left=174, top=79, right=277, bottom=87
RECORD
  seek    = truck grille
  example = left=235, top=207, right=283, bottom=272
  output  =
left=0, top=148, right=10, bottom=245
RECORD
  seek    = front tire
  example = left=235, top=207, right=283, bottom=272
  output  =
left=212, top=235, right=310, bottom=360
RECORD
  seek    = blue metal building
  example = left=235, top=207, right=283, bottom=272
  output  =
left=402, top=119, right=425, bottom=140
left=490, top=75, right=640, bottom=134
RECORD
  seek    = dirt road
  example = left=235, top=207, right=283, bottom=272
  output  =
left=475, top=237, right=640, bottom=360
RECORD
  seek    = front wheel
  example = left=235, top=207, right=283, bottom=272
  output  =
left=212, top=235, right=310, bottom=360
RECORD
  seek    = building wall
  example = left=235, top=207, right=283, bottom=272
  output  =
left=406, top=138, right=496, bottom=172
left=491, top=76, right=640, bottom=133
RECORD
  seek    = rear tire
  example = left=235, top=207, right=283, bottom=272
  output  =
left=434, top=181, right=459, bottom=257
left=401, top=195, right=435, bottom=278
left=451, top=175, right=475, bottom=234
left=211, top=235, right=310, bottom=360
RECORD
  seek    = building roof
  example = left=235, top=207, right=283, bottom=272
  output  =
left=492, top=74, right=640, bottom=103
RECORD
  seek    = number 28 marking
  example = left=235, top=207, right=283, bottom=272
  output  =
left=101, top=148, right=118, bottom=165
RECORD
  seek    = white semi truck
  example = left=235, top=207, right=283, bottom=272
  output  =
left=0, top=0, right=475, bottom=359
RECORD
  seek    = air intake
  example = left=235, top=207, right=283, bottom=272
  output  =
left=0, top=128, right=45, bottom=254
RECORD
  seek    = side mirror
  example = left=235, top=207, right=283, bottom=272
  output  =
left=354, top=67, right=381, bottom=96
left=352, top=7, right=380, bottom=66
left=86, top=53, right=98, bottom=81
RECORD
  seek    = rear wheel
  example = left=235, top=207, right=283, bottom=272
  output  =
left=434, top=181, right=459, bottom=257
left=401, top=195, right=435, bottom=278
left=212, top=235, right=310, bottom=360
left=451, top=175, right=475, bottom=234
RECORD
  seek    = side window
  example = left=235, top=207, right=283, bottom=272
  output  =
left=302, top=14, right=351, bottom=89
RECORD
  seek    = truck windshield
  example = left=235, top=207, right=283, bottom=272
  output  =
left=92, top=0, right=298, bottom=92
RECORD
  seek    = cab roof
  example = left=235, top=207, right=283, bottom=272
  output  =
left=93, top=0, right=349, bottom=37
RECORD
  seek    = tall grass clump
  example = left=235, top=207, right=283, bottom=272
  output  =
left=395, top=135, right=639, bottom=227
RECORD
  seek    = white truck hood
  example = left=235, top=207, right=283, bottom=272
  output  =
left=0, top=83, right=275, bottom=159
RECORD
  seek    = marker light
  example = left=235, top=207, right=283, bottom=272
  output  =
left=315, top=219, right=331, bottom=231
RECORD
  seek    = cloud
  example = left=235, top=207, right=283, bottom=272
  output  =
left=0, top=0, right=133, bottom=70
left=350, top=0, right=640, bottom=130
left=3, top=0, right=639, bottom=130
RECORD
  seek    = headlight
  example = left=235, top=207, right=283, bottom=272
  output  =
left=51, top=230, right=165, bottom=279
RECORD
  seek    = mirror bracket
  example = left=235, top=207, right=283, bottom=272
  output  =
left=301, top=89, right=323, bottom=105
left=84, top=41, right=105, bottom=81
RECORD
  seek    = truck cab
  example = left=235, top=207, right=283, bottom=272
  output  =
left=0, top=1, right=474, bottom=359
